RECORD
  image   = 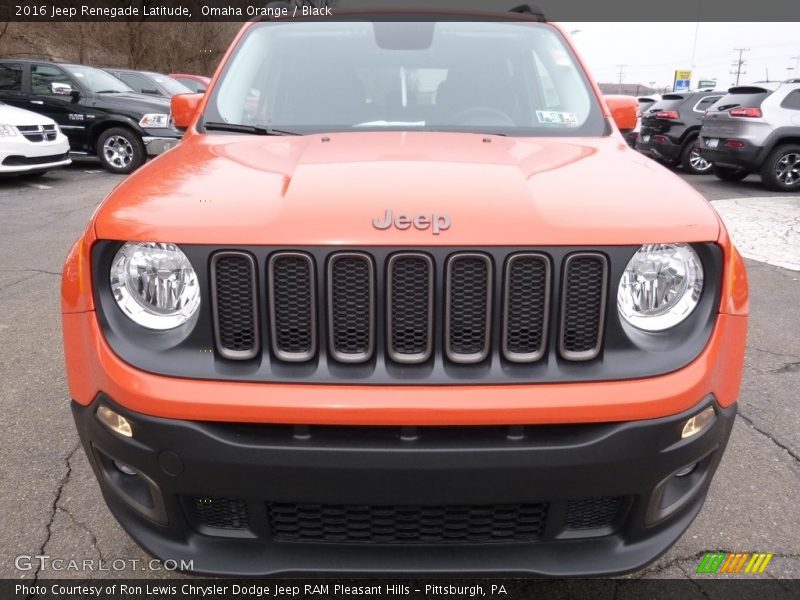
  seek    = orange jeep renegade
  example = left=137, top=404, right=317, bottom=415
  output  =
left=62, top=7, right=748, bottom=576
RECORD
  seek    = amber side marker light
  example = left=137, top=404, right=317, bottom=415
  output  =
left=97, top=406, right=133, bottom=438
left=682, top=406, right=716, bottom=439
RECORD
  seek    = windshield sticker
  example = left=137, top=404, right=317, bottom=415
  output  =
left=536, top=110, right=578, bottom=125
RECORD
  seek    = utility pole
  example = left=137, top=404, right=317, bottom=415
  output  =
left=791, top=55, right=800, bottom=78
left=616, top=64, right=626, bottom=94
left=730, top=47, right=749, bottom=86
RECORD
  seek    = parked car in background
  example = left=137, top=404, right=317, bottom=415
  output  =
left=625, top=94, right=661, bottom=148
left=698, top=81, right=800, bottom=191
left=170, top=73, right=211, bottom=93
left=0, top=60, right=181, bottom=173
left=636, top=91, right=723, bottom=174
left=0, top=101, right=70, bottom=176
left=104, top=69, right=193, bottom=98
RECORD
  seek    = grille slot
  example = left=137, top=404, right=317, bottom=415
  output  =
left=502, top=253, right=550, bottom=363
left=564, top=496, right=624, bottom=530
left=190, top=496, right=250, bottom=531
left=327, top=253, right=375, bottom=363
left=268, top=252, right=316, bottom=362
left=387, top=253, right=434, bottom=364
left=211, top=252, right=259, bottom=360
left=445, top=253, right=493, bottom=364
left=559, top=253, right=608, bottom=361
left=267, top=502, right=548, bottom=544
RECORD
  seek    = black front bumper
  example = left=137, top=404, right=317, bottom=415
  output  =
left=698, top=139, right=763, bottom=172
left=72, top=395, right=736, bottom=577
left=635, top=135, right=683, bottom=164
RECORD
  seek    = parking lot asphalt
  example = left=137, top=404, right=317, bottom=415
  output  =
left=0, top=161, right=798, bottom=581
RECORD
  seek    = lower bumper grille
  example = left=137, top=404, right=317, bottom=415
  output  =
left=2, top=152, right=68, bottom=166
left=186, top=495, right=627, bottom=544
left=267, top=502, right=548, bottom=544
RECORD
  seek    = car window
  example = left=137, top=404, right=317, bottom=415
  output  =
left=207, top=20, right=605, bottom=137
left=0, top=63, right=23, bottom=92
left=148, top=73, right=192, bottom=95
left=176, top=77, right=206, bottom=92
left=31, top=64, right=74, bottom=95
left=647, top=97, right=685, bottom=112
left=709, top=88, right=772, bottom=111
left=694, top=95, right=721, bottom=112
left=780, top=89, right=800, bottom=110
left=121, top=72, right=157, bottom=94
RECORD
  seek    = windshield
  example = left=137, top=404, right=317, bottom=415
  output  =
left=205, top=20, right=604, bottom=136
left=148, top=73, right=193, bottom=95
left=64, top=65, right=132, bottom=93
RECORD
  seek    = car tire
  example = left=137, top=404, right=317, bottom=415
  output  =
left=97, top=127, right=146, bottom=174
left=712, top=166, right=749, bottom=182
left=760, top=144, right=800, bottom=192
left=680, top=141, right=713, bottom=175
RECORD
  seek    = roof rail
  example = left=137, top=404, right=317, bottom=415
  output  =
left=509, top=4, right=546, bottom=21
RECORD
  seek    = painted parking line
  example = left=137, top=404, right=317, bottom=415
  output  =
left=83, top=170, right=103, bottom=174
left=25, top=182, right=52, bottom=190
left=711, top=196, right=800, bottom=271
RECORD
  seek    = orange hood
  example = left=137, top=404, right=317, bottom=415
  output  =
left=93, top=131, right=720, bottom=246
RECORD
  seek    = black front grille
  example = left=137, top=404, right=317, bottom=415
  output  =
left=327, top=253, right=375, bottom=362
left=191, top=497, right=250, bottom=530
left=559, top=254, right=608, bottom=361
left=18, top=124, right=57, bottom=142
left=211, top=252, right=259, bottom=359
left=565, top=496, right=624, bottom=530
left=269, top=252, right=316, bottom=362
left=445, top=254, right=492, bottom=363
left=267, top=502, right=548, bottom=544
left=502, top=253, right=550, bottom=362
left=387, top=253, right=433, bottom=363
left=208, top=248, right=610, bottom=372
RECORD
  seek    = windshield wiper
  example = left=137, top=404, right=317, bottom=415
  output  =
left=96, top=90, right=123, bottom=94
left=204, top=122, right=300, bottom=136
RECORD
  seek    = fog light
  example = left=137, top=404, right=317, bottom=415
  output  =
left=96, top=406, right=133, bottom=438
left=114, top=461, right=137, bottom=476
left=675, top=462, right=698, bottom=477
left=681, top=407, right=715, bottom=439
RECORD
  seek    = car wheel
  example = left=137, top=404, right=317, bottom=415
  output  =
left=680, top=142, right=712, bottom=175
left=97, top=127, right=146, bottom=174
left=712, top=166, right=749, bottom=182
left=760, top=144, right=800, bottom=192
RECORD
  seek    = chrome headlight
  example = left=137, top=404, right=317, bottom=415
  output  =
left=617, top=243, right=704, bottom=332
left=110, top=242, right=201, bottom=330
left=0, top=124, right=17, bottom=137
left=139, top=113, right=169, bottom=128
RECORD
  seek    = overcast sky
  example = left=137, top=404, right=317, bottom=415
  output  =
left=561, top=22, right=800, bottom=92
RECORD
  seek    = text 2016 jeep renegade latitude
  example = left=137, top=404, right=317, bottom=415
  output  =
left=62, top=11, right=748, bottom=576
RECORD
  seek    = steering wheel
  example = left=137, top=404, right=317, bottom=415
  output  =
left=448, top=107, right=516, bottom=127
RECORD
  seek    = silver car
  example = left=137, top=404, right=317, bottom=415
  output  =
left=698, top=81, right=800, bottom=191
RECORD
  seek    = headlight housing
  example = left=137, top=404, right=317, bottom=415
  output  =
left=0, top=124, right=17, bottom=137
left=617, top=243, right=704, bottom=332
left=139, top=113, right=169, bottom=128
left=110, top=242, right=201, bottom=330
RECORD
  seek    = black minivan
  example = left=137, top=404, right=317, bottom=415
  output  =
left=0, top=60, right=182, bottom=173
left=635, top=91, right=723, bottom=174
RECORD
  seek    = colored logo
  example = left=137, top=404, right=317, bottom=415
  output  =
left=697, top=552, right=773, bottom=574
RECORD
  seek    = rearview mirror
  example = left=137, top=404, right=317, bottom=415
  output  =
left=171, top=93, right=203, bottom=130
left=604, top=95, right=638, bottom=134
left=51, top=82, right=73, bottom=96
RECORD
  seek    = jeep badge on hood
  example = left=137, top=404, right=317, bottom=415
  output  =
left=372, top=209, right=451, bottom=235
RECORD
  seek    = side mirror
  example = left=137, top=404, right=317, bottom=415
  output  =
left=51, top=82, right=73, bottom=96
left=171, top=93, right=203, bottom=130
left=197, top=88, right=206, bottom=94
left=604, top=95, right=638, bottom=133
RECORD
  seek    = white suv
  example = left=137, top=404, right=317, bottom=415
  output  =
left=0, top=102, right=71, bottom=176
left=699, top=81, right=800, bottom=191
